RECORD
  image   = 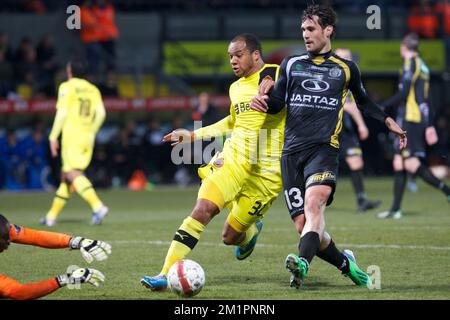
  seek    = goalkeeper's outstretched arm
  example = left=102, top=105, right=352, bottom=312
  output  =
left=0, top=268, right=105, bottom=300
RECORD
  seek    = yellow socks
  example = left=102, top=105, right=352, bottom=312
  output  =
left=46, top=183, right=71, bottom=220
left=72, top=175, right=103, bottom=212
left=160, top=216, right=206, bottom=275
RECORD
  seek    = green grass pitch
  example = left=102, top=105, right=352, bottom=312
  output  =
left=1, top=177, right=449, bottom=300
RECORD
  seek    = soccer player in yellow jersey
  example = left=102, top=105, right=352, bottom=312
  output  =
left=141, top=33, right=286, bottom=290
left=40, top=60, right=108, bottom=227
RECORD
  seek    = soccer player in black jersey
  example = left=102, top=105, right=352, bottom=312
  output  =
left=377, top=33, right=450, bottom=220
left=335, top=48, right=381, bottom=213
left=251, top=4, right=406, bottom=288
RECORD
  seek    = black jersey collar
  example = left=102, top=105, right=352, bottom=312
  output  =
left=307, top=50, right=332, bottom=60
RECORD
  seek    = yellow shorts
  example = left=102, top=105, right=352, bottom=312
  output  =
left=197, top=152, right=281, bottom=232
left=61, top=138, right=94, bottom=173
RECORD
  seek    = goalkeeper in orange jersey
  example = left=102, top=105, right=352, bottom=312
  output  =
left=0, top=214, right=111, bottom=300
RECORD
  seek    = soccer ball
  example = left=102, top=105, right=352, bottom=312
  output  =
left=167, top=259, right=205, bottom=297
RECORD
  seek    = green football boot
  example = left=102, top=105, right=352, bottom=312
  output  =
left=342, top=249, right=372, bottom=288
left=285, top=253, right=309, bottom=288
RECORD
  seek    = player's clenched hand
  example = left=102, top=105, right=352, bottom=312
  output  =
left=385, top=117, right=407, bottom=149
left=49, top=140, right=59, bottom=158
left=358, top=125, right=369, bottom=141
left=250, top=94, right=269, bottom=113
left=425, top=126, right=438, bottom=146
left=259, top=75, right=275, bottom=95
left=57, top=268, right=105, bottom=287
left=70, top=236, right=112, bottom=263
left=163, top=129, right=194, bottom=146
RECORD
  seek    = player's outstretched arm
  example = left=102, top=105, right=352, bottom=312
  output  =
left=0, top=274, right=60, bottom=300
left=69, top=236, right=112, bottom=263
left=348, top=61, right=407, bottom=149
left=9, top=225, right=112, bottom=263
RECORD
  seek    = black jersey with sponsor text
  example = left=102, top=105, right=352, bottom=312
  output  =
left=266, top=51, right=386, bottom=155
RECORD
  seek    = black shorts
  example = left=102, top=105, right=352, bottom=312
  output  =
left=394, top=121, right=426, bottom=159
left=281, top=144, right=339, bottom=219
left=340, top=130, right=362, bottom=157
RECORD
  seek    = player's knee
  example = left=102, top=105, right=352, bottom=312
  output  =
left=65, top=170, right=82, bottom=183
left=348, top=156, right=363, bottom=170
left=191, top=200, right=220, bottom=224
left=393, top=156, right=404, bottom=171
left=305, top=192, right=329, bottom=213
left=404, top=158, right=420, bottom=173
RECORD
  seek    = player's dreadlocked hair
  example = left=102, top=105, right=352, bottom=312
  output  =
left=231, top=33, right=263, bottom=56
left=302, top=4, right=338, bottom=38
left=402, top=33, right=419, bottom=52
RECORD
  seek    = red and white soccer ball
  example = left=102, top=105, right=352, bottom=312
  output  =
left=167, top=259, right=205, bottom=297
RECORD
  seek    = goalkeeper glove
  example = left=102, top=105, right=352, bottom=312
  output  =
left=56, top=268, right=105, bottom=287
left=69, top=237, right=112, bottom=263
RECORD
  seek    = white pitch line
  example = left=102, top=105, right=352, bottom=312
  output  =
left=108, top=240, right=450, bottom=251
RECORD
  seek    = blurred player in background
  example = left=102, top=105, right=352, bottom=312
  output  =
left=0, top=214, right=110, bottom=300
left=335, top=48, right=381, bottom=213
left=377, top=33, right=450, bottom=219
left=140, top=33, right=285, bottom=291
left=251, top=4, right=406, bottom=288
left=40, top=60, right=108, bottom=227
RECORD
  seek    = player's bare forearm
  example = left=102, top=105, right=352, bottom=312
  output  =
left=385, top=117, right=407, bottom=149
left=162, top=129, right=194, bottom=146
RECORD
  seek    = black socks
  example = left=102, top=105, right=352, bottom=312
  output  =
left=350, top=169, right=366, bottom=205
left=390, top=170, right=406, bottom=212
left=316, top=239, right=349, bottom=274
left=416, top=164, right=450, bottom=196
left=298, top=231, right=321, bottom=265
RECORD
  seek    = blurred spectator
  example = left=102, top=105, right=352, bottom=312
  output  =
left=36, top=34, right=58, bottom=96
left=0, top=129, right=27, bottom=190
left=92, top=0, right=119, bottom=72
left=0, top=32, right=14, bottom=62
left=15, top=48, right=40, bottom=98
left=435, top=0, right=450, bottom=69
left=80, top=0, right=119, bottom=75
left=192, top=92, right=221, bottom=127
left=80, top=0, right=102, bottom=74
left=108, top=122, right=141, bottom=187
left=21, top=123, right=51, bottom=189
left=0, top=51, right=13, bottom=97
left=144, top=118, right=167, bottom=183
left=23, top=0, right=47, bottom=14
left=407, top=0, right=439, bottom=38
left=14, top=37, right=33, bottom=65
left=98, top=70, right=118, bottom=96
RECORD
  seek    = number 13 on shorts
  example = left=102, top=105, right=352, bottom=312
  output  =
left=284, top=187, right=304, bottom=213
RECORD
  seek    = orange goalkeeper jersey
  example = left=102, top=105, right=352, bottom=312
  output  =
left=0, top=225, right=72, bottom=299
left=9, top=224, right=71, bottom=248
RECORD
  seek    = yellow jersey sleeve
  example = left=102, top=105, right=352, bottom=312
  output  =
left=193, top=114, right=234, bottom=140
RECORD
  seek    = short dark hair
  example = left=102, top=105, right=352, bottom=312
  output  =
left=402, top=33, right=419, bottom=52
left=231, top=33, right=262, bottom=56
left=0, top=214, right=10, bottom=241
left=69, top=58, right=88, bottom=77
left=302, top=4, right=338, bottom=38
